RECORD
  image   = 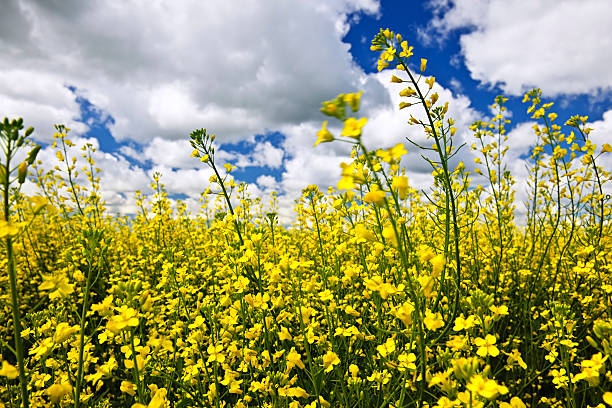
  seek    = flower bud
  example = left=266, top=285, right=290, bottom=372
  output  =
left=420, top=58, right=427, bottom=72
left=18, top=161, right=28, bottom=184
left=27, top=145, right=41, bottom=165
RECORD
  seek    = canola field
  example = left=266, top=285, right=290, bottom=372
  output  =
left=1, top=29, right=612, bottom=408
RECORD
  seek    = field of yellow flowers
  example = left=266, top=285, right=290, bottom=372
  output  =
left=1, top=28, right=612, bottom=408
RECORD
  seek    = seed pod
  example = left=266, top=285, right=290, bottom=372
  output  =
left=27, top=145, right=41, bottom=165
left=0, top=165, right=6, bottom=184
left=18, top=161, right=28, bottom=184
left=16, top=136, right=24, bottom=147
left=25, top=127, right=34, bottom=137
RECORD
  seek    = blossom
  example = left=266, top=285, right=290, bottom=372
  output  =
left=420, top=58, right=427, bottom=72
left=453, top=315, right=476, bottom=332
left=53, top=322, right=79, bottom=344
left=424, top=310, right=444, bottom=331
left=286, top=347, right=305, bottom=373
left=466, top=375, right=508, bottom=400
left=39, top=273, right=74, bottom=299
left=474, top=334, right=499, bottom=357
left=0, top=361, right=19, bottom=379
left=207, top=344, right=226, bottom=363
left=376, top=337, right=396, bottom=358
left=322, top=351, right=340, bottom=373
left=47, top=382, right=73, bottom=404
left=391, top=176, right=409, bottom=199
left=0, top=220, right=26, bottom=238
left=341, top=117, right=367, bottom=139
left=314, top=121, right=334, bottom=147
left=363, top=188, right=386, bottom=207
left=106, top=306, right=139, bottom=334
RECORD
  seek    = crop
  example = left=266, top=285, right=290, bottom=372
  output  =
left=1, top=28, right=611, bottom=408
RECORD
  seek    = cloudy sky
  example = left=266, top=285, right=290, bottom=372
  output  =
left=2, top=0, right=611, bottom=222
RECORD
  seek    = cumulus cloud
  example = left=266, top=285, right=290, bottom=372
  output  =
left=7, top=0, right=607, bottom=224
left=421, top=0, right=612, bottom=96
left=1, top=0, right=383, bottom=144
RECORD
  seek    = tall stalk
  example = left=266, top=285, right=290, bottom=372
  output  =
left=1, top=117, right=41, bottom=408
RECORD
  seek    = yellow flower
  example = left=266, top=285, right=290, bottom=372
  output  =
left=322, top=350, right=340, bottom=373
left=397, top=352, right=417, bottom=372
left=17, top=161, right=28, bottom=183
left=425, top=76, right=435, bottom=89
left=149, top=387, right=168, bottom=408
left=46, top=382, right=73, bottom=404
left=341, top=117, right=368, bottom=139
left=489, top=304, right=509, bottom=316
left=91, top=295, right=115, bottom=317
left=499, top=397, right=527, bottom=408
left=363, top=188, right=386, bottom=207
left=53, top=322, right=79, bottom=344
left=474, top=334, right=499, bottom=357
left=354, top=223, right=377, bottom=243
left=278, top=386, right=309, bottom=398
left=314, top=121, right=334, bottom=147
left=0, top=361, right=19, bottom=379
left=466, top=375, right=508, bottom=400
left=391, top=176, right=409, bottom=199
left=453, top=315, right=476, bottom=332
left=377, top=143, right=408, bottom=163
left=39, top=273, right=74, bottom=299
left=399, top=42, right=413, bottom=58
left=604, top=392, right=612, bottom=406
left=0, top=220, right=26, bottom=238
left=106, top=306, right=139, bottom=334
left=121, top=380, right=137, bottom=396
left=429, top=253, right=445, bottom=277
left=399, top=87, right=416, bottom=97
left=392, top=302, right=414, bottom=327
left=420, top=58, right=427, bottom=72
left=418, top=275, right=435, bottom=298
left=424, top=310, right=444, bottom=331
left=207, top=344, right=226, bottom=363
left=418, top=246, right=435, bottom=262
left=286, top=347, right=305, bottom=372
left=506, top=349, right=527, bottom=370
left=337, top=176, right=356, bottom=190
left=278, top=326, right=293, bottom=341
left=376, top=337, right=396, bottom=358
left=343, top=91, right=363, bottom=112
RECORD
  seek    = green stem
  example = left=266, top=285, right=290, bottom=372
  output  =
left=3, top=136, right=29, bottom=408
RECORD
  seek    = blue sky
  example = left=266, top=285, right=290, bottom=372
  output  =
left=1, top=0, right=611, bottom=221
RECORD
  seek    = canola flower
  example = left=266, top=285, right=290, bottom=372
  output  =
left=1, top=28, right=612, bottom=408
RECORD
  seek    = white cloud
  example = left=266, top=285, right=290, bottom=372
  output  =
left=1, top=0, right=383, bottom=144
left=0, top=0, right=393, bottom=218
left=256, top=175, right=280, bottom=191
left=14, top=0, right=607, bottom=225
left=0, top=70, right=88, bottom=141
left=422, top=0, right=612, bottom=96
